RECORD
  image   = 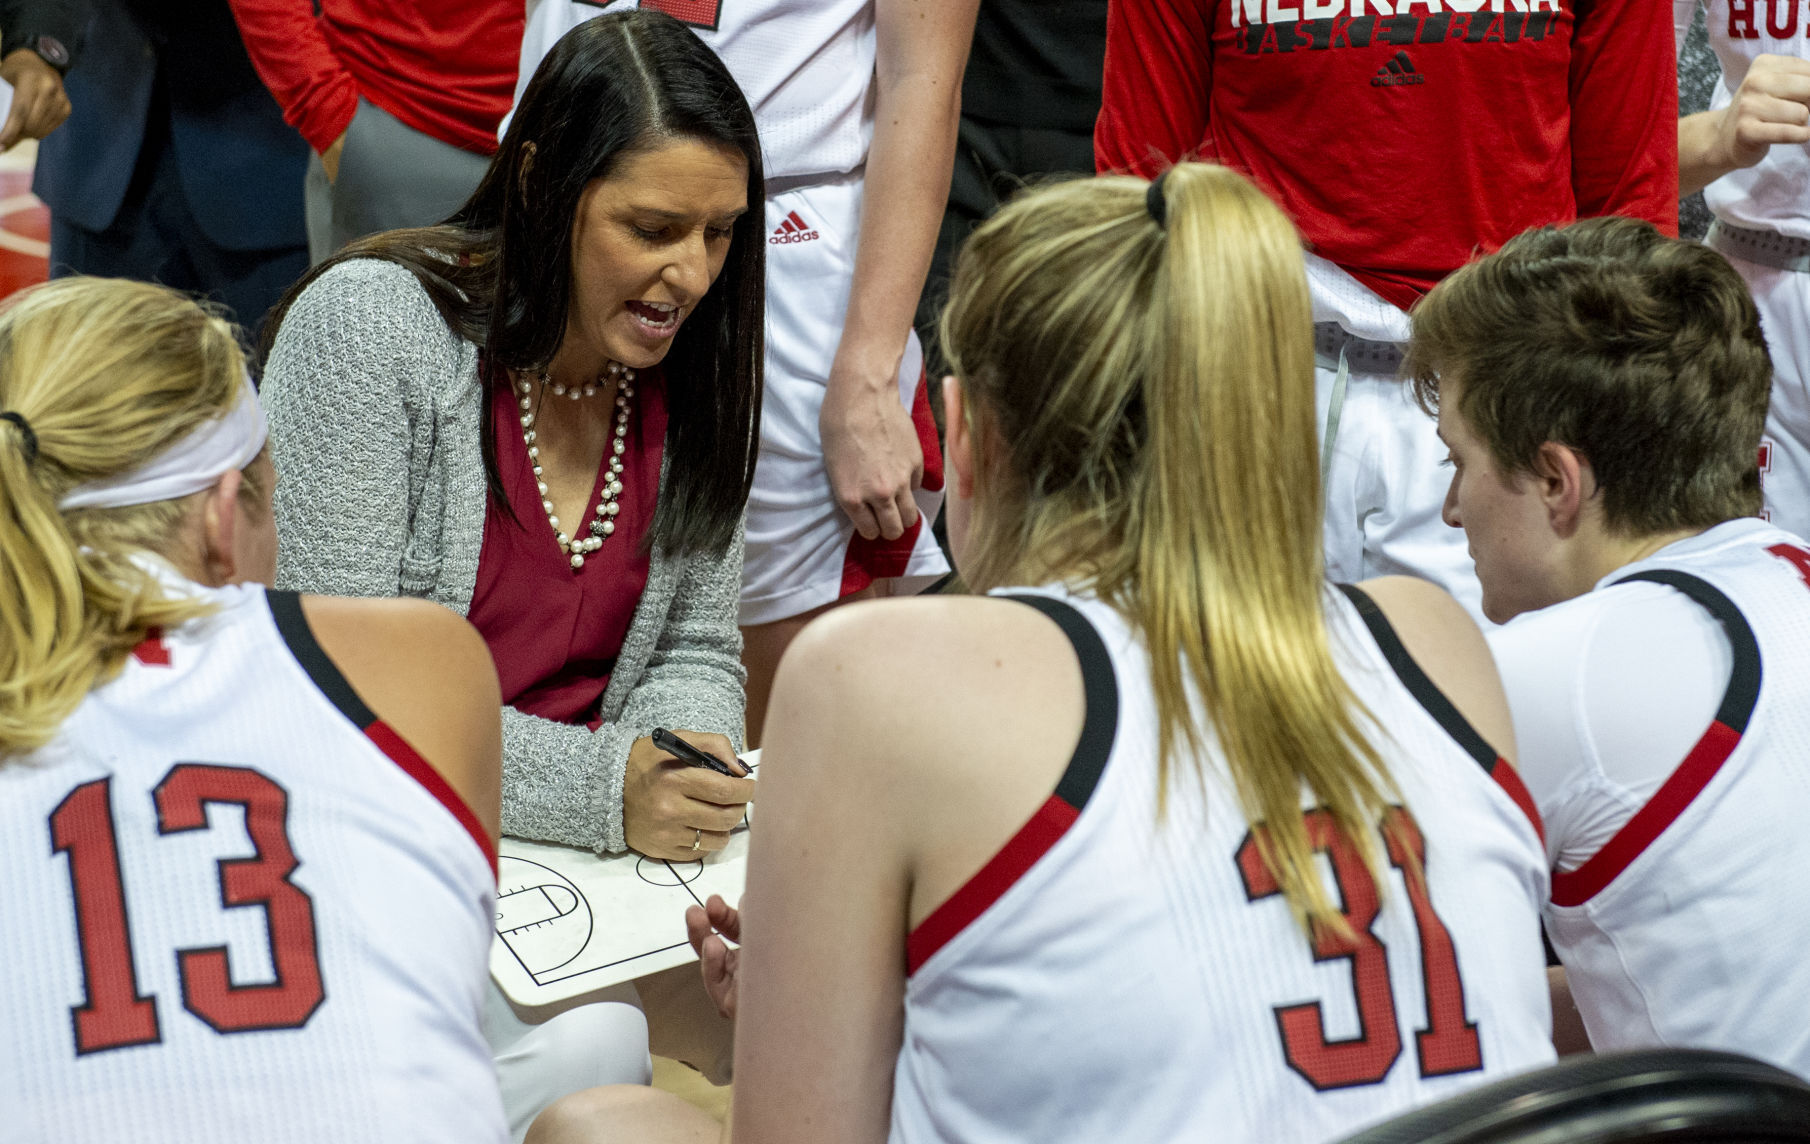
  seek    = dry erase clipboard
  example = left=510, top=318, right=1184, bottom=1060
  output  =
left=488, top=749, right=757, bottom=1005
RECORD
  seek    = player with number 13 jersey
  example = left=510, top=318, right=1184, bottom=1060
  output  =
left=0, top=278, right=506, bottom=1144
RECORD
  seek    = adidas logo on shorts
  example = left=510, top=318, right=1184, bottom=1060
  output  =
left=770, top=211, right=820, bottom=245
left=1371, top=51, right=1426, bottom=87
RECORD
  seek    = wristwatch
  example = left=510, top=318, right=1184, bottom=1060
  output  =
left=10, top=34, right=69, bottom=75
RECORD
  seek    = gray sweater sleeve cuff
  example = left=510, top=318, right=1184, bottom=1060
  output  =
left=499, top=707, right=633, bottom=854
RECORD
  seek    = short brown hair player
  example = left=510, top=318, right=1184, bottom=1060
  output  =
left=1412, top=217, right=1810, bottom=1077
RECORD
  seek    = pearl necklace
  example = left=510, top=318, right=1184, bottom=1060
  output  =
left=514, top=362, right=635, bottom=571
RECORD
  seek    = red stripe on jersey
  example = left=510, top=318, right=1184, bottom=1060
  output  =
left=910, top=368, right=943, bottom=494
left=786, top=211, right=808, bottom=231
left=1550, top=719, right=1741, bottom=907
left=364, top=720, right=497, bottom=878
left=907, top=794, right=1079, bottom=976
left=1488, top=759, right=1544, bottom=845
left=131, top=628, right=171, bottom=666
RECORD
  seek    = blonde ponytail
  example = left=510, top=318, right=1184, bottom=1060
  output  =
left=943, top=165, right=1398, bottom=937
left=0, top=278, right=248, bottom=761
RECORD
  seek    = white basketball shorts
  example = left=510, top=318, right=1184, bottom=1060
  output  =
left=1726, top=252, right=1810, bottom=541
left=740, top=170, right=949, bottom=626
left=1317, top=328, right=1487, bottom=624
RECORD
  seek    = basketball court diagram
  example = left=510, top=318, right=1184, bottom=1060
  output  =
left=490, top=753, right=756, bottom=1005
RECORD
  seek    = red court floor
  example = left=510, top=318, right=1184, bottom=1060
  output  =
left=0, top=146, right=51, bottom=300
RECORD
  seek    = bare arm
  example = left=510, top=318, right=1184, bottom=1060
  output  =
left=302, top=594, right=503, bottom=843
left=732, top=597, right=1083, bottom=1144
left=1678, top=54, right=1810, bottom=197
left=729, top=622, right=916, bottom=1144
left=818, top=0, right=979, bottom=543
left=1356, top=575, right=1518, bottom=767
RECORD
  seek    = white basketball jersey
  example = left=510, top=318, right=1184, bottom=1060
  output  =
left=516, top=0, right=875, bottom=181
left=891, top=586, right=1555, bottom=1144
left=1543, top=521, right=1810, bottom=1078
left=0, top=579, right=506, bottom=1143
left=1683, top=0, right=1810, bottom=238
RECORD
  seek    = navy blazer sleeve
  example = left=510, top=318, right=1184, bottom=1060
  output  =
left=0, top=0, right=89, bottom=67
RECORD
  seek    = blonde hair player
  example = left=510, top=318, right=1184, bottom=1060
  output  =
left=529, top=165, right=1557, bottom=1144
left=0, top=279, right=508, bottom=1142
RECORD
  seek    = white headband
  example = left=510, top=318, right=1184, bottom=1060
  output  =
left=59, top=375, right=269, bottom=511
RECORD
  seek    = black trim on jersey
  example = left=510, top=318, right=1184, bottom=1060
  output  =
left=1610, top=571, right=1762, bottom=734
left=265, top=590, right=376, bottom=731
left=1335, top=584, right=1497, bottom=770
left=996, top=593, right=1120, bottom=812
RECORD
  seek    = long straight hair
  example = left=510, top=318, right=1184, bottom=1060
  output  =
left=941, top=165, right=1399, bottom=935
left=261, top=10, right=764, bottom=557
left=0, top=279, right=256, bottom=760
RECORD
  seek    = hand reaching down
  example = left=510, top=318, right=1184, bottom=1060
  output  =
left=686, top=894, right=741, bottom=1021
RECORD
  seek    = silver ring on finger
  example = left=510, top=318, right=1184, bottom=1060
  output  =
left=692, top=829, right=703, bottom=852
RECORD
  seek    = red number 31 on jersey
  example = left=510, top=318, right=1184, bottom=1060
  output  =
left=639, top=0, right=723, bottom=31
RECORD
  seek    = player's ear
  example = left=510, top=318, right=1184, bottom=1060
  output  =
left=942, top=375, right=976, bottom=500
left=1531, top=441, right=1589, bottom=538
left=199, top=469, right=243, bottom=586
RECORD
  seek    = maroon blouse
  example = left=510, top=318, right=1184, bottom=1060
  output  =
left=468, top=366, right=668, bottom=729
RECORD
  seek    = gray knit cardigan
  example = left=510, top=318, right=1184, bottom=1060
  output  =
left=262, top=258, right=746, bottom=855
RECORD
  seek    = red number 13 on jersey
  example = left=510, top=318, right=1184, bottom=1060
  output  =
left=50, top=766, right=325, bottom=1055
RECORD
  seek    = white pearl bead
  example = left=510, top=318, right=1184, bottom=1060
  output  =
left=525, top=430, right=536, bottom=442
left=519, top=397, right=532, bottom=411
left=520, top=415, right=533, bottom=428
left=528, top=446, right=539, bottom=459
left=552, top=384, right=566, bottom=395
left=605, top=502, right=619, bottom=516
left=612, top=440, right=625, bottom=456
left=571, top=554, right=585, bottom=569
left=600, top=520, right=615, bottom=536
left=608, top=480, right=622, bottom=496
left=536, top=481, right=548, bottom=495
left=547, top=514, right=560, bottom=528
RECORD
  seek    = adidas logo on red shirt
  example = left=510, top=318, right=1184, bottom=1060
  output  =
left=769, top=211, right=820, bottom=245
left=1371, top=51, right=1426, bottom=87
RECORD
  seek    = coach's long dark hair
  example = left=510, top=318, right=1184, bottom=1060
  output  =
left=262, top=10, right=764, bottom=557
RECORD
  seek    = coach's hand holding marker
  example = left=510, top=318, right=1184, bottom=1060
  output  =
left=623, top=729, right=753, bottom=862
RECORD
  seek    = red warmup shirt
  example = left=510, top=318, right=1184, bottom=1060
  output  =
left=229, top=0, right=523, bottom=156
left=467, top=369, right=667, bottom=729
left=1095, top=0, right=1678, bottom=310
